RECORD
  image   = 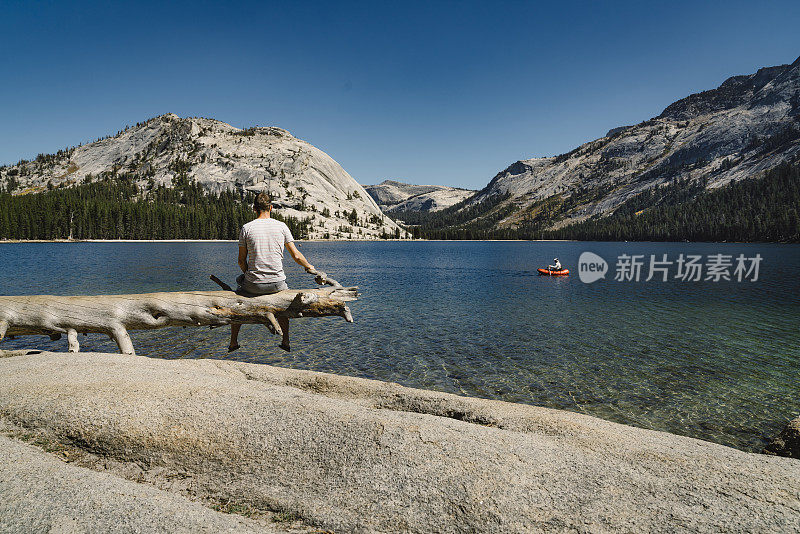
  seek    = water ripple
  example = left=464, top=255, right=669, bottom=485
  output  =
left=1, top=240, right=798, bottom=452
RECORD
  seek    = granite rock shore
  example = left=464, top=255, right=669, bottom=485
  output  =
left=0, top=351, right=798, bottom=533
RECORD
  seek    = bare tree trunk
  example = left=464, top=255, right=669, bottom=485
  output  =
left=0, top=286, right=357, bottom=355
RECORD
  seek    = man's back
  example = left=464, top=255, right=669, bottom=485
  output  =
left=239, top=218, right=294, bottom=283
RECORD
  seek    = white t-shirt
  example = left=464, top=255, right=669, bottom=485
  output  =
left=238, top=218, right=294, bottom=283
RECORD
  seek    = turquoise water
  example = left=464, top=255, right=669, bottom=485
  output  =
left=1, top=241, right=798, bottom=452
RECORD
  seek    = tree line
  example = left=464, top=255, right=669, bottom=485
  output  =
left=545, top=160, right=799, bottom=242
left=2, top=160, right=797, bottom=243
left=393, top=192, right=515, bottom=240
left=0, top=175, right=313, bottom=240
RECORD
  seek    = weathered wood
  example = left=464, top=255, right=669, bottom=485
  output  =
left=0, top=286, right=357, bottom=355
left=66, top=328, right=79, bottom=353
left=264, top=312, right=282, bottom=336
left=312, top=270, right=342, bottom=288
left=209, top=275, right=233, bottom=292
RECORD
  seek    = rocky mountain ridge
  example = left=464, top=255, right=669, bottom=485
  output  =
left=364, top=180, right=475, bottom=212
left=461, top=55, right=800, bottom=231
left=0, top=114, right=407, bottom=239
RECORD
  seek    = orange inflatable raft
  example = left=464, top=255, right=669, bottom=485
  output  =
left=537, top=268, right=569, bottom=276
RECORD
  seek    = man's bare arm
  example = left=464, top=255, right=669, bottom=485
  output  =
left=285, top=242, right=315, bottom=273
left=238, top=246, right=248, bottom=273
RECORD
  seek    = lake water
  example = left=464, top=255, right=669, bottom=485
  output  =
left=1, top=240, right=798, bottom=452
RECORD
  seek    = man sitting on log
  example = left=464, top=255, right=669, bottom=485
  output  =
left=229, top=192, right=316, bottom=353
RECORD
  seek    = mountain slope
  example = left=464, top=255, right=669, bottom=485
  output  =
left=545, top=159, right=800, bottom=242
left=450, top=56, right=800, bottom=233
left=364, top=180, right=475, bottom=212
left=0, top=114, right=406, bottom=239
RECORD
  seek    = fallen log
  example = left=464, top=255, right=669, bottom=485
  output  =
left=0, top=284, right=357, bottom=356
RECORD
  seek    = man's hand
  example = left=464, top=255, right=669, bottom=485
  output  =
left=305, top=265, right=317, bottom=275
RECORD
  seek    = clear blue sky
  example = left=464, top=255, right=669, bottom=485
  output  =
left=1, top=0, right=798, bottom=189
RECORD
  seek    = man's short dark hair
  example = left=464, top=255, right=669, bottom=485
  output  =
left=254, top=192, right=272, bottom=213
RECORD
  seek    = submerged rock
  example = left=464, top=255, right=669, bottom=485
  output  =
left=765, top=416, right=800, bottom=458
left=0, top=351, right=799, bottom=533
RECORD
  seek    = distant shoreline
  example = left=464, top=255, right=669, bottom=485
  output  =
left=0, top=238, right=577, bottom=244
left=0, top=238, right=791, bottom=244
left=0, top=239, right=240, bottom=244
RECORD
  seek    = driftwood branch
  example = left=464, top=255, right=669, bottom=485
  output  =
left=0, top=285, right=357, bottom=356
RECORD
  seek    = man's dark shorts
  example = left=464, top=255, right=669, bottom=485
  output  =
left=236, top=274, right=289, bottom=296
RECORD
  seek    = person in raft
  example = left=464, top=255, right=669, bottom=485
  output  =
left=548, top=258, right=562, bottom=271
left=229, top=192, right=316, bottom=353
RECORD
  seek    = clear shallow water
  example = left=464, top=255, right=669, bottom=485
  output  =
left=1, top=240, right=798, bottom=452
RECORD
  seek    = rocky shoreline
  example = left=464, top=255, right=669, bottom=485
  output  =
left=1, top=351, right=798, bottom=533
